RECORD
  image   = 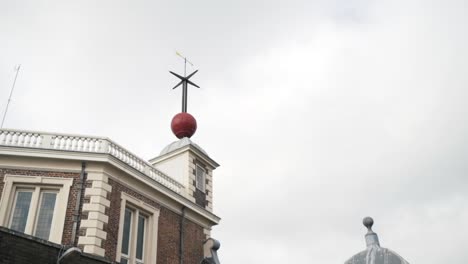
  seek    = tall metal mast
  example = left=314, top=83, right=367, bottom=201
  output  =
left=1, top=64, right=21, bottom=128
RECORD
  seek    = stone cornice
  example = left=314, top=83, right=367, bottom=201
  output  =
left=151, top=144, right=220, bottom=169
left=0, top=145, right=220, bottom=226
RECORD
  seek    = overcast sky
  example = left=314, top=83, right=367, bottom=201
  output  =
left=1, top=0, right=467, bottom=263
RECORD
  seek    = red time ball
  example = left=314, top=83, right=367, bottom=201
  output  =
left=171, top=112, right=197, bottom=139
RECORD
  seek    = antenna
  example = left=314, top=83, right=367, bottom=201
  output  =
left=1, top=64, right=21, bottom=129
left=175, top=51, right=194, bottom=77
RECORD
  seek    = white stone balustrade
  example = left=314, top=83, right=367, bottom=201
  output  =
left=0, top=128, right=183, bottom=194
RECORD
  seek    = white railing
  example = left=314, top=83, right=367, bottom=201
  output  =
left=0, top=128, right=184, bottom=194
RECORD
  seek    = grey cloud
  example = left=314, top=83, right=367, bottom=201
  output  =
left=0, top=0, right=467, bottom=263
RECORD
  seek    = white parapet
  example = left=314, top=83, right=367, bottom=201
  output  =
left=0, top=128, right=185, bottom=194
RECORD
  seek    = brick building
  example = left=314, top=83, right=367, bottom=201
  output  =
left=0, top=127, right=221, bottom=264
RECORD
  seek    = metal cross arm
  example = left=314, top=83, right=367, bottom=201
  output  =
left=169, top=70, right=200, bottom=113
left=170, top=70, right=200, bottom=89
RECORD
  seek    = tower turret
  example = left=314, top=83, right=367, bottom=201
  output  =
left=151, top=65, right=219, bottom=241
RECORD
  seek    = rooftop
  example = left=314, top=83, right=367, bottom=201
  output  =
left=0, top=128, right=184, bottom=193
left=160, top=137, right=208, bottom=156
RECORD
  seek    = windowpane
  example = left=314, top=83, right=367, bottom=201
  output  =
left=120, top=258, right=128, bottom=264
left=196, top=165, right=205, bottom=191
left=34, top=192, right=57, bottom=240
left=121, top=208, right=132, bottom=255
left=10, top=191, right=33, bottom=232
left=136, top=215, right=146, bottom=260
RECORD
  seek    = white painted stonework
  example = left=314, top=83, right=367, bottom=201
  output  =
left=79, top=171, right=111, bottom=257
left=153, top=139, right=219, bottom=208
left=0, top=129, right=184, bottom=194
left=153, top=151, right=190, bottom=190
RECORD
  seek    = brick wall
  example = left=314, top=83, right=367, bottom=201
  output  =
left=0, top=168, right=207, bottom=264
left=0, top=168, right=83, bottom=245
left=182, top=212, right=206, bottom=264
left=105, top=178, right=205, bottom=264
left=0, top=227, right=109, bottom=264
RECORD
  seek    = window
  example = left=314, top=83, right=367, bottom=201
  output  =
left=8, top=188, right=58, bottom=240
left=34, top=190, right=57, bottom=239
left=120, top=207, right=147, bottom=264
left=196, top=165, right=205, bottom=192
left=117, top=193, right=159, bottom=264
left=9, top=189, right=32, bottom=233
left=0, top=175, right=72, bottom=243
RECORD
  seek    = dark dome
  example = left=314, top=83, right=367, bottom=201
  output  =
left=345, top=248, right=409, bottom=264
left=345, top=217, right=409, bottom=264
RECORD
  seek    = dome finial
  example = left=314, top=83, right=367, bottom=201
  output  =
left=363, top=216, right=374, bottom=233
left=363, top=216, right=380, bottom=247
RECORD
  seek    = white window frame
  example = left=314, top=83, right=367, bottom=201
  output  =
left=0, top=175, right=73, bottom=243
left=9, top=187, right=59, bottom=239
left=195, top=165, right=206, bottom=192
left=120, top=208, right=133, bottom=264
left=116, top=193, right=160, bottom=264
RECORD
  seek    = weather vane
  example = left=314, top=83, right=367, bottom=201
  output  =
left=176, top=51, right=193, bottom=77
left=168, top=52, right=200, bottom=139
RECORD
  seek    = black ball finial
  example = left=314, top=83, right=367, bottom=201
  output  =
left=363, top=216, right=374, bottom=232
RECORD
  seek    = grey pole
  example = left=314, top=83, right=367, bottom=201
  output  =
left=182, top=81, right=188, bottom=112
left=1, top=64, right=21, bottom=129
